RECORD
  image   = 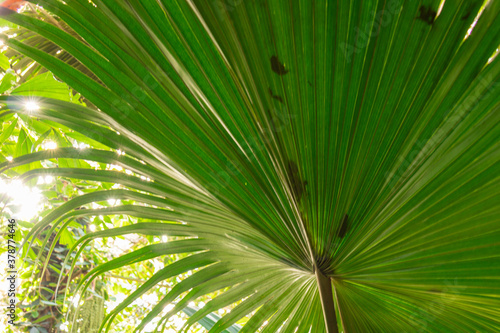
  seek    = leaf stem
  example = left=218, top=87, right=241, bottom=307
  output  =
left=315, top=267, right=338, bottom=333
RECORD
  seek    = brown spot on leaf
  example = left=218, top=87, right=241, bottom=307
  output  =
left=287, top=160, right=307, bottom=202
left=269, top=88, right=284, bottom=103
left=461, top=4, right=475, bottom=21
left=461, top=11, right=472, bottom=20
left=417, top=6, right=436, bottom=25
left=337, top=214, right=349, bottom=238
left=271, top=55, right=289, bottom=75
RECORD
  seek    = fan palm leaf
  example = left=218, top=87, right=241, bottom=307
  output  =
left=1, top=0, right=499, bottom=332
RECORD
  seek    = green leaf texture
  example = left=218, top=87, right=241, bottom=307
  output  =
left=1, top=0, right=499, bottom=332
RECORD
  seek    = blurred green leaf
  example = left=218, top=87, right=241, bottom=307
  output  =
left=0, top=69, right=17, bottom=94
left=183, top=306, right=241, bottom=333
left=0, top=52, right=10, bottom=70
left=0, top=118, right=17, bottom=144
left=12, top=72, right=71, bottom=101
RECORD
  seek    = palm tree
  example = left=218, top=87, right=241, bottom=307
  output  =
left=1, top=0, right=500, bottom=332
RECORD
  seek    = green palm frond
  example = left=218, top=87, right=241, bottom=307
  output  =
left=1, top=4, right=101, bottom=85
left=1, top=0, right=499, bottom=332
left=182, top=306, right=241, bottom=332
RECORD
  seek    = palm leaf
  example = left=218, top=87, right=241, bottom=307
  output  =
left=182, top=305, right=241, bottom=333
left=1, top=0, right=499, bottom=332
